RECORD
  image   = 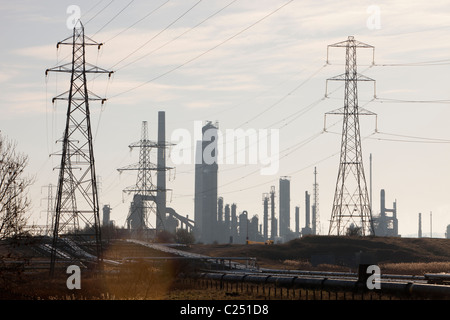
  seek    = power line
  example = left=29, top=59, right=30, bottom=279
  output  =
left=103, top=0, right=171, bottom=43
left=374, top=58, right=450, bottom=67
left=114, top=0, right=239, bottom=72
left=327, top=129, right=450, bottom=144
left=83, top=0, right=108, bottom=20
left=370, top=131, right=450, bottom=144
left=92, top=0, right=135, bottom=37
left=369, top=137, right=450, bottom=144
left=236, top=64, right=326, bottom=128
left=108, top=0, right=294, bottom=99
left=85, top=0, right=115, bottom=25
left=110, top=0, right=204, bottom=71
left=375, top=97, right=450, bottom=104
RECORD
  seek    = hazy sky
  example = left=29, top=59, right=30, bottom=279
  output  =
left=1, top=0, right=450, bottom=238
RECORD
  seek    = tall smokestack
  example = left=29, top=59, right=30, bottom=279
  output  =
left=270, top=186, right=276, bottom=239
left=156, top=111, right=166, bottom=231
left=430, top=211, right=432, bottom=238
left=380, top=189, right=386, bottom=217
left=305, top=191, right=310, bottom=228
left=418, top=212, right=422, bottom=238
left=263, top=193, right=269, bottom=240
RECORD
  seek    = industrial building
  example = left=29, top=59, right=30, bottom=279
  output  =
left=373, top=189, right=399, bottom=237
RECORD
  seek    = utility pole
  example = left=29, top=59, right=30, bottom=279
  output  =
left=326, top=36, right=376, bottom=236
left=46, top=21, right=112, bottom=276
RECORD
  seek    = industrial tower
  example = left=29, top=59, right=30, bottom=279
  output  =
left=194, top=121, right=219, bottom=243
left=262, top=193, right=269, bottom=240
left=46, top=22, right=112, bottom=275
left=270, top=186, right=277, bottom=239
left=279, top=177, right=290, bottom=239
left=326, top=36, right=376, bottom=236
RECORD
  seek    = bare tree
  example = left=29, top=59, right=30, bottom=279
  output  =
left=0, top=134, right=33, bottom=239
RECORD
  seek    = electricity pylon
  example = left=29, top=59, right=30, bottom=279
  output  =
left=46, top=21, right=113, bottom=275
left=118, top=121, right=158, bottom=234
left=326, top=36, right=376, bottom=236
left=118, top=118, right=174, bottom=238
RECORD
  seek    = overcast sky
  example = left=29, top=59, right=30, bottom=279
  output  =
left=1, top=0, right=450, bottom=238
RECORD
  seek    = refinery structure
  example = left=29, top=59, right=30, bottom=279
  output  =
left=108, top=36, right=402, bottom=244
left=110, top=111, right=400, bottom=244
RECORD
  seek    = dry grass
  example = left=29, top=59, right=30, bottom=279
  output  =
left=2, top=259, right=449, bottom=300
left=380, top=261, right=450, bottom=275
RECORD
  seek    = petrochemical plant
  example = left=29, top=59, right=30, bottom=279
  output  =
left=106, top=111, right=401, bottom=244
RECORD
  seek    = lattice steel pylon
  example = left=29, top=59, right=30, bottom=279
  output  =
left=118, top=120, right=173, bottom=238
left=326, top=36, right=376, bottom=236
left=46, top=21, right=113, bottom=275
left=118, top=121, right=158, bottom=233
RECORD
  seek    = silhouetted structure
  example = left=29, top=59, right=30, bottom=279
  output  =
left=279, top=177, right=291, bottom=240
left=118, top=121, right=159, bottom=235
left=262, top=193, right=269, bottom=240
left=326, top=36, right=376, bottom=236
left=102, top=205, right=111, bottom=226
left=194, top=121, right=219, bottom=243
left=418, top=212, right=422, bottom=238
left=301, top=191, right=312, bottom=236
left=270, top=186, right=277, bottom=240
left=373, top=189, right=399, bottom=237
left=46, top=22, right=111, bottom=275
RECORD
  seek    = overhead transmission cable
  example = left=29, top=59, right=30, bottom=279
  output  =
left=375, top=97, right=450, bottom=104
left=109, top=0, right=204, bottom=71
left=103, top=0, right=171, bottom=43
left=113, top=0, right=239, bottom=72
left=235, top=63, right=326, bottom=128
left=374, top=58, right=450, bottom=67
left=92, top=0, right=135, bottom=37
left=108, top=0, right=294, bottom=99
left=84, top=0, right=115, bottom=25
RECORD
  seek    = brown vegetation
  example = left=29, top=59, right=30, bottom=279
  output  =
left=181, top=235, right=450, bottom=271
left=1, top=236, right=450, bottom=299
